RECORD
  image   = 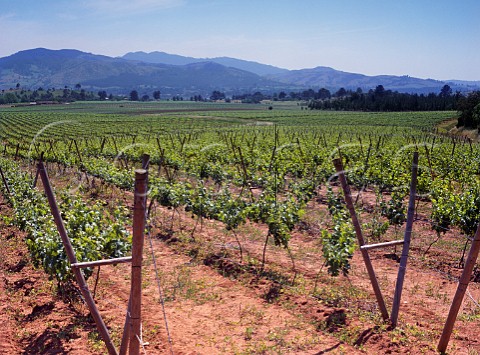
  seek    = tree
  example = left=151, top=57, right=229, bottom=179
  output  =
left=130, top=90, right=139, bottom=101
left=153, top=90, right=161, bottom=100
left=302, top=89, right=316, bottom=100
left=439, top=84, right=452, bottom=98
left=374, top=85, right=385, bottom=96
left=63, top=88, right=71, bottom=99
left=210, top=90, right=225, bottom=101
left=278, top=91, right=287, bottom=100
left=335, top=87, right=347, bottom=97
left=457, top=91, right=480, bottom=128
left=75, top=83, right=82, bottom=90
left=252, top=91, right=264, bottom=103
left=473, top=104, right=480, bottom=124
left=317, top=88, right=331, bottom=100
left=141, top=94, right=150, bottom=101
left=3, top=92, right=19, bottom=104
left=98, top=91, right=108, bottom=100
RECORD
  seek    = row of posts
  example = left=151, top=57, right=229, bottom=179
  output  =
left=35, top=157, right=148, bottom=355
left=0, top=152, right=479, bottom=353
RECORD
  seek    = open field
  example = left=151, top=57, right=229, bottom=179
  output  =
left=1, top=101, right=479, bottom=354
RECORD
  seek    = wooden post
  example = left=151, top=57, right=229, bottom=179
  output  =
left=129, top=169, right=148, bottom=355
left=49, top=140, right=58, bottom=161
left=423, top=143, right=435, bottom=181
left=119, top=298, right=132, bottom=355
left=73, top=139, right=91, bottom=184
left=333, top=158, right=389, bottom=320
left=32, top=152, right=45, bottom=189
left=37, top=161, right=118, bottom=355
left=73, top=139, right=83, bottom=163
left=156, top=138, right=165, bottom=177
left=438, top=224, right=480, bottom=353
left=391, top=151, right=418, bottom=327
left=100, top=137, right=106, bottom=154
left=32, top=166, right=40, bottom=188
left=141, top=154, right=150, bottom=170
left=0, top=165, right=11, bottom=195
left=33, top=142, right=40, bottom=157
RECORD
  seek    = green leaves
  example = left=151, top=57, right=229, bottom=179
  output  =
left=321, top=216, right=356, bottom=277
left=380, top=192, right=406, bottom=226
left=0, top=158, right=131, bottom=286
left=322, top=188, right=356, bottom=276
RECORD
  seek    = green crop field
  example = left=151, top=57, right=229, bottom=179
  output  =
left=3, top=100, right=480, bottom=353
left=0, top=101, right=470, bottom=277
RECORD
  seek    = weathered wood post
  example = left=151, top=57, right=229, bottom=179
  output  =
left=129, top=169, right=148, bottom=355
left=37, top=159, right=118, bottom=355
left=333, top=158, right=389, bottom=320
left=141, top=154, right=150, bottom=170
left=391, top=151, right=418, bottom=327
left=438, top=225, right=480, bottom=353
left=0, top=164, right=11, bottom=195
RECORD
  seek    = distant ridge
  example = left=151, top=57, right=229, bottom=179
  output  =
left=122, top=51, right=480, bottom=94
left=122, top=51, right=289, bottom=76
left=0, top=48, right=280, bottom=95
left=1, top=48, right=479, bottom=95
left=266, top=66, right=447, bottom=94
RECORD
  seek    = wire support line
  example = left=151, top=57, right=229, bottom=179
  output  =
left=137, top=333, right=148, bottom=355
left=466, top=287, right=480, bottom=309
left=146, top=217, right=174, bottom=355
left=433, top=270, right=480, bottom=310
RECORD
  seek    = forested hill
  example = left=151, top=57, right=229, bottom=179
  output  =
left=0, top=48, right=280, bottom=95
left=1, top=48, right=479, bottom=96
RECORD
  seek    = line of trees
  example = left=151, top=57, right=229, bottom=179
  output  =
left=0, top=85, right=113, bottom=104
left=456, top=91, right=480, bottom=128
left=128, top=90, right=161, bottom=101
left=193, top=85, right=466, bottom=109
left=307, top=85, right=460, bottom=112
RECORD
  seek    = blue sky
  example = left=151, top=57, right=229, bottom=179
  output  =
left=1, top=0, right=479, bottom=80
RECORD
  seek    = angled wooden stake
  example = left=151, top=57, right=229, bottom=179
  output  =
left=333, top=158, right=389, bottom=320
left=32, top=166, right=40, bottom=188
left=141, top=154, right=150, bottom=170
left=32, top=152, right=44, bottom=189
left=438, top=224, right=480, bottom=353
left=0, top=164, right=11, bottom=195
left=119, top=297, right=132, bottom=355
left=37, top=160, right=118, bottom=355
left=391, top=151, right=418, bottom=327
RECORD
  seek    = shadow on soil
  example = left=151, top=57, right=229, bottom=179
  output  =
left=22, top=321, right=85, bottom=354
left=314, top=342, right=342, bottom=354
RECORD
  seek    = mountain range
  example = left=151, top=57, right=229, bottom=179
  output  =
left=1, top=48, right=478, bottom=97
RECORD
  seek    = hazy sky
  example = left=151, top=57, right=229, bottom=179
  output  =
left=1, top=0, right=479, bottom=80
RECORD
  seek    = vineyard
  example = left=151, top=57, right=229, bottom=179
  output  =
left=1, top=101, right=479, bottom=354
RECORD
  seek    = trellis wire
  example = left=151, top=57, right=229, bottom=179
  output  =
left=146, top=209, right=174, bottom=355
left=466, top=288, right=480, bottom=309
